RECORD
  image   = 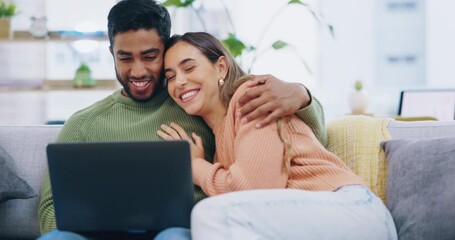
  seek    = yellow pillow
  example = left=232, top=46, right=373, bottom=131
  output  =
left=327, top=115, right=392, bottom=202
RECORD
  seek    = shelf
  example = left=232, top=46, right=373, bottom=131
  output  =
left=0, top=79, right=120, bottom=92
left=0, top=87, right=116, bottom=125
left=0, top=31, right=108, bottom=42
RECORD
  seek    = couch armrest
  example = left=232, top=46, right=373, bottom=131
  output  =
left=327, top=116, right=392, bottom=202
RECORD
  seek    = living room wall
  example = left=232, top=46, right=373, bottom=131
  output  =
left=318, top=0, right=455, bottom=120
left=1, top=0, right=455, bottom=124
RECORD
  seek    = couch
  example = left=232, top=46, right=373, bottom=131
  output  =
left=1, top=116, right=454, bottom=240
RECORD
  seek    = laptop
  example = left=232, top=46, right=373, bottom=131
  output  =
left=46, top=140, right=194, bottom=233
left=398, top=89, right=455, bottom=121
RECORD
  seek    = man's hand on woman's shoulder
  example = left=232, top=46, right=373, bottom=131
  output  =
left=236, top=74, right=311, bottom=128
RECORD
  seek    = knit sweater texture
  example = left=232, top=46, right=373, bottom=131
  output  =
left=193, top=83, right=365, bottom=196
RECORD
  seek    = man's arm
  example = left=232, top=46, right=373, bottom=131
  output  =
left=236, top=74, right=327, bottom=147
left=38, top=174, right=56, bottom=234
left=38, top=116, right=85, bottom=234
left=294, top=95, right=327, bottom=147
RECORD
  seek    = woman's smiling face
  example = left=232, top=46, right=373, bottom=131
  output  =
left=164, top=41, right=226, bottom=118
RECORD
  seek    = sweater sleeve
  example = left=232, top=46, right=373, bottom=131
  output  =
left=38, top=115, right=84, bottom=234
left=294, top=90, right=328, bottom=147
left=38, top=173, right=56, bottom=234
left=192, top=84, right=289, bottom=196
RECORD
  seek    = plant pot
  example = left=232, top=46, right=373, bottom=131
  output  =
left=0, top=18, right=12, bottom=39
left=73, top=69, right=96, bottom=88
left=348, top=90, right=369, bottom=115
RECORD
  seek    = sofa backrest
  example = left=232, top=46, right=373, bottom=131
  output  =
left=2, top=118, right=455, bottom=239
left=326, top=115, right=455, bottom=203
left=0, top=125, right=62, bottom=239
left=388, top=119, right=455, bottom=139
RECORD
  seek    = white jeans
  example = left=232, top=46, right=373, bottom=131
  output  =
left=191, top=186, right=397, bottom=240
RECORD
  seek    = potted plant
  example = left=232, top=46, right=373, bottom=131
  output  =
left=0, top=0, right=17, bottom=39
left=348, top=80, right=370, bottom=115
left=73, top=63, right=96, bottom=88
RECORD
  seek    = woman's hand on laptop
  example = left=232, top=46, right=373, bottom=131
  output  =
left=157, top=122, right=205, bottom=160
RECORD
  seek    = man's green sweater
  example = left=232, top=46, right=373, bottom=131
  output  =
left=38, top=87, right=327, bottom=234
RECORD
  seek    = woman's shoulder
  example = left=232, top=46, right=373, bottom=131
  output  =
left=229, top=81, right=251, bottom=105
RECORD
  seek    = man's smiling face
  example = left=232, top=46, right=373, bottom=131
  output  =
left=110, top=28, right=164, bottom=102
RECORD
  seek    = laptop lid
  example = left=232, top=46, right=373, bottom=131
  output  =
left=46, top=140, right=194, bottom=233
left=398, top=89, right=455, bottom=121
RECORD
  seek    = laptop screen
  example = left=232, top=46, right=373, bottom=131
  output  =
left=398, top=89, right=455, bottom=121
left=47, top=140, right=195, bottom=233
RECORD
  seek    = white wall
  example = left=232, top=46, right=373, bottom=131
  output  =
left=426, top=0, right=455, bottom=88
left=318, top=0, right=455, bottom=121
left=169, top=0, right=319, bottom=91
left=231, top=0, right=319, bottom=90
left=318, top=0, right=376, bottom=120
left=45, top=0, right=116, bottom=31
left=4, top=0, right=455, bottom=123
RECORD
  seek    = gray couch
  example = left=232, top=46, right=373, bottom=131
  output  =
left=1, top=125, right=61, bottom=239
left=1, top=117, right=454, bottom=239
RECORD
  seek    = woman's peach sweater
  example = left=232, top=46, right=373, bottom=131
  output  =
left=192, top=83, right=365, bottom=196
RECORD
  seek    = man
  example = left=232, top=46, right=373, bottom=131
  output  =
left=38, top=0, right=327, bottom=238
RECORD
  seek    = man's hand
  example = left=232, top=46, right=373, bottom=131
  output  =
left=237, top=74, right=311, bottom=128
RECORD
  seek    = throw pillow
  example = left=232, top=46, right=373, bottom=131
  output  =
left=0, top=145, right=37, bottom=203
left=381, top=137, right=455, bottom=240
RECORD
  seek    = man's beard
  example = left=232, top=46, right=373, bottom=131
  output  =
left=115, top=69, right=164, bottom=103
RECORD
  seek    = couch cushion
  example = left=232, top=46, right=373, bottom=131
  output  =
left=382, top=137, right=455, bottom=240
left=0, top=145, right=37, bottom=203
left=0, top=125, right=61, bottom=239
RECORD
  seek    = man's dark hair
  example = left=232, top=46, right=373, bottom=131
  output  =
left=107, top=0, right=171, bottom=46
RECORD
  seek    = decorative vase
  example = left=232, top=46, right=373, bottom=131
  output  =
left=29, top=16, right=48, bottom=38
left=73, top=64, right=96, bottom=88
left=0, top=18, right=12, bottom=39
left=348, top=81, right=369, bottom=115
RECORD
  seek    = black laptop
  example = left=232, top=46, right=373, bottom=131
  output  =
left=46, top=140, right=194, bottom=233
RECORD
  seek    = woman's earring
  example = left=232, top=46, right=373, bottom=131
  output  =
left=218, top=78, right=225, bottom=87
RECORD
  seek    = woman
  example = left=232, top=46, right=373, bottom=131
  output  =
left=156, top=32, right=397, bottom=240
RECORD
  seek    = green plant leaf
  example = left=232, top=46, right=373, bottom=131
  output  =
left=0, top=2, right=4, bottom=16
left=162, top=0, right=195, bottom=8
left=78, top=63, right=91, bottom=72
left=246, top=45, right=256, bottom=52
left=5, top=3, right=14, bottom=16
left=0, top=0, right=17, bottom=18
left=221, top=33, right=247, bottom=58
left=328, top=24, right=335, bottom=38
left=272, top=40, right=288, bottom=50
left=354, top=80, right=363, bottom=91
left=288, top=0, right=310, bottom=7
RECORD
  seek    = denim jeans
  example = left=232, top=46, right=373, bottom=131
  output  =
left=40, top=186, right=397, bottom=240
left=186, top=186, right=397, bottom=240
left=38, top=230, right=88, bottom=240
left=153, top=227, right=191, bottom=240
left=38, top=230, right=158, bottom=240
